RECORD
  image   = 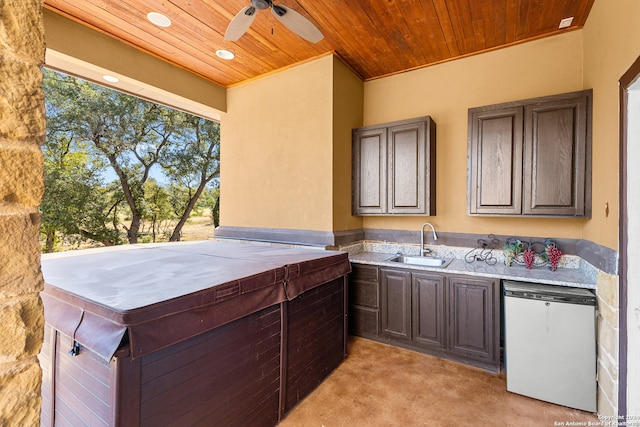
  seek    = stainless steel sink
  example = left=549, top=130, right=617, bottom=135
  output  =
left=387, top=255, right=452, bottom=268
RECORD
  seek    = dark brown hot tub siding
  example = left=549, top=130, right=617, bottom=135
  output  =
left=284, top=277, right=347, bottom=413
left=138, top=304, right=283, bottom=427
left=40, top=305, right=283, bottom=427
left=39, top=243, right=350, bottom=427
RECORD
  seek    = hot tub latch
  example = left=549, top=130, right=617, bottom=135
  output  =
left=68, top=341, right=80, bottom=357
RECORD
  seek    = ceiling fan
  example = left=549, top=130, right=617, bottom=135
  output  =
left=224, top=0, right=324, bottom=43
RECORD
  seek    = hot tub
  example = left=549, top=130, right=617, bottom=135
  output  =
left=38, top=241, right=350, bottom=427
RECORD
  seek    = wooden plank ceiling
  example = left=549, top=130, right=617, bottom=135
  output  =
left=43, top=0, right=595, bottom=88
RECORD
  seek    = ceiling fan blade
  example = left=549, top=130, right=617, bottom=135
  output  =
left=271, top=5, right=324, bottom=43
left=224, top=6, right=257, bottom=41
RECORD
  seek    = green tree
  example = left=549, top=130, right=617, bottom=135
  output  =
left=41, top=71, right=123, bottom=251
left=141, top=179, right=175, bottom=242
left=42, top=69, right=221, bottom=245
left=209, top=187, right=221, bottom=227
left=194, top=186, right=220, bottom=227
left=162, top=114, right=220, bottom=241
left=40, top=134, right=119, bottom=251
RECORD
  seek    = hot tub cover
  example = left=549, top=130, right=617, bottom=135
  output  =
left=41, top=241, right=350, bottom=360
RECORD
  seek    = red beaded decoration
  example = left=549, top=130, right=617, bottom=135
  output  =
left=523, top=248, right=535, bottom=269
left=547, top=246, right=563, bottom=271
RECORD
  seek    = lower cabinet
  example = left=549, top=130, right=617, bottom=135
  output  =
left=350, top=264, right=499, bottom=372
left=381, top=268, right=412, bottom=339
left=448, top=275, right=499, bottom=370
left=413, top=272, right=447, bottom=350
left=348, top=264, right=380, bottom=338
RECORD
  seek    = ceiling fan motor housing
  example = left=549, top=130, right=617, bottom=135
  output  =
left=251, top=0, right=271, bottom=10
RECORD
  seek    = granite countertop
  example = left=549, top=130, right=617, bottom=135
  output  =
left=347, top=243, right=597, bottom=290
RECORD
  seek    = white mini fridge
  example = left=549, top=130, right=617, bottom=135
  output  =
left=503, top=281, right=597, bottom=412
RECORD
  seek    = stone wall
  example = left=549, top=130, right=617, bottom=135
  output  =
left=596, top=270, right=620, bottom=416
left=0, top=0, right=46, bottom=425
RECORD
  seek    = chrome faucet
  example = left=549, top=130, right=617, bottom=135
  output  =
left=421, top=222, right=438, bottom=256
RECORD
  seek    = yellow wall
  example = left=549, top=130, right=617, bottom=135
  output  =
left=360, top=31, right=588, bottom=241
left=582, top=0, right=640, bottom=250
left=222, top=55, right=364, bottom=233
left=332, top=58, right=364, bottom=232
left=221, top=55, right=336, bottom=231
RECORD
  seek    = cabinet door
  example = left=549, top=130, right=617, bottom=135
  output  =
left=348, top=264, right=380, bottom=337
left=387, top=119, right=435, bottom=215
left=448, top=276, right=499, bottom=370
left=412, top=272, right=446, bottom=349
left=380, top=269, right=411, bottom=340
left=352, top=127, right=387, bottom=215
left=523, top=92, right=590, bottom=216
left=353, top=116, right=436, bottom=216
left=468, top=106, right=523, bottom=215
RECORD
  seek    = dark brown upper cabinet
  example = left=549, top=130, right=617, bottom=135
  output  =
left=468, top=90, right=592, bottom=217
left=353, top=116, right=436, bottom=216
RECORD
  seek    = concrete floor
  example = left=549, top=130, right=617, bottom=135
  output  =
left=279, top=337, right=600, bottom=426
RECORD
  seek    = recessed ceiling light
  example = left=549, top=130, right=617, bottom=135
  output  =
left=216, top=49, right=235, bottom=60
left=102, top=75, right=120, bottom=83
left=559, top=17, right=574, bottom=29
left=147, top=12, right=172, bottom=27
